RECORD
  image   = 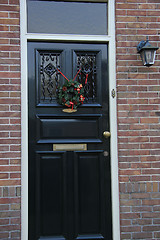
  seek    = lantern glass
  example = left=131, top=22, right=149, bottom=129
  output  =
left=140, top=49, right=156, bottom=67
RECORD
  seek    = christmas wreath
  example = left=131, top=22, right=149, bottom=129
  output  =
left=57, top=69, right=85, bottom=112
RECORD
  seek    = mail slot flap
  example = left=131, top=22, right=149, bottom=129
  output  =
left=53, top=144, right=87, bottom=151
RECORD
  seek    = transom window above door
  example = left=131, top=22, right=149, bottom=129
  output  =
left=27, top=0, right=108, bottom=35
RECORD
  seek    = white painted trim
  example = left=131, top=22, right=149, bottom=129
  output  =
left=26, top=33, right=111, bottom=42
left=20, top=0, right=120, bottom=239
left=108, top=1, right=121, bottom=240
left=20, top=0, right=28, bottom=239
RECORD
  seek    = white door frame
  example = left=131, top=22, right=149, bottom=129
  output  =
left=20, top=1, right=120, bottom=239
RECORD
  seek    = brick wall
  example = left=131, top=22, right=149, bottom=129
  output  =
left=0, top=0, right=21, bottom=239
left=116, top=0, right=160, bottom=239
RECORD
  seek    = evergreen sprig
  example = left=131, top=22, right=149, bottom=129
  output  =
left=57, top=79, right=85, bottom=109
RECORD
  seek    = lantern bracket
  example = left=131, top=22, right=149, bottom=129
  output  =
left=137, top=40, right=146, bottom=53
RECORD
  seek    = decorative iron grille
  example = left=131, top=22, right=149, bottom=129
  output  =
left=40, top=52, right=60, bottom=102
left=39, top=51, right=98, bottom=104
left=76, top=53, right=97, bottom=102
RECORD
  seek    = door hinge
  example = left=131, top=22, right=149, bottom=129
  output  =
left=111, top=89, right=116, bottom=98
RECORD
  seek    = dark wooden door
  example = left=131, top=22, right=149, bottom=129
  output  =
left=28, top=42, right=112, bottom=240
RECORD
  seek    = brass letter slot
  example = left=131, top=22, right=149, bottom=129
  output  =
left=53, top=143, right=87, bottom=151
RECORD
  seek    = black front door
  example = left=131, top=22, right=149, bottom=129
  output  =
left=28, top=42, right=112, bottom=240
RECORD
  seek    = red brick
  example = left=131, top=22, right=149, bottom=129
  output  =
left=132, top=232, right=152, bottom=239
left=0, top=233, right=9, bottom=239
left=0, top=26, right=9, bottom=31
left=0, top=174, right=9, bottom=179
left=0, top=5, right=19, bottom=12
left=142, top=212, right=160, bottom=218
left=0, top=166, right=21, bottom=172
left=0, top=219, right=9, bottom=225
left=140, top=143, right=160, bottom=149
left=119, top=156, right=139, bottom=162
left=0, top=151, right=21, bottom=159
left=116, top=16, right=137, bottom=22
left=119, top=170, right=141, bottom=176
left=127, top=23, right=147, bottom=28
left=120, top=199, right=141, bottom=206
left=10, top=173, right=21, bottom=179
left=11, top=231, right=21, bottom=238
left=121, top=233, right=131, bottom=239
left=0, top=112, right=20, bottom=118
left=0, top=224, right=20, bottom=231
left=132, top=206, right=152, bottom=212
left=9, top=12, right=20, bottom=18
left=0, top=91, right=9, bottom=97
left=116, top=3, right=137, bottom=9
left=0, top=85, right=20, bottom=91
left=120, top=213, right=140, bottom=219
left=10, top=159, right=21, bottom=165
left=10, top=218, right=20, bottom=225
left=0, top=160, right=9, bottom=165
left=119, top=176, right=130, bottom=182
left=131, top=193, right=150, bottom=199
left=9, top=0, right=20, bottom=4
left=0, top=12, right=8, bottom=17
left=127, top=10, right=146, bottom=16
left=130, top=176, right=151, bottom=182
left=142, top=199, right=160, bottom=206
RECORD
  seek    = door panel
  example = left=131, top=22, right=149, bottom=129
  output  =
left=36, top=114, right=102, bottom=144
left=36, top=152, right=67, bottom=238
left=74, top=151, right=104, bottom=237
left=28, top=42, right=112, bottom=240
left=74, top=151, right=111, bottom=240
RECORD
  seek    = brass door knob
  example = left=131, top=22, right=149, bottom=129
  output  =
left=103, top=131, right=111, bottom=138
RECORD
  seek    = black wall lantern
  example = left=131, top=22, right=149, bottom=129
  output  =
left=137, top=39, right=159, bottom=67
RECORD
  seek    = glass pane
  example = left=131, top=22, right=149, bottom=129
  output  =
left=75, top=52, right=97, bottom=102
left=39, top=51, right=61, bottom=102
left=27, top=0, right=108, bottom=35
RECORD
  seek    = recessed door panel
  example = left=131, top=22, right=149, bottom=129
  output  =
left=74, top=152, right=104, bottom=236
left=36, top=152, right=67, bottom=238
left=36, top=114, right=102, bottom=143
